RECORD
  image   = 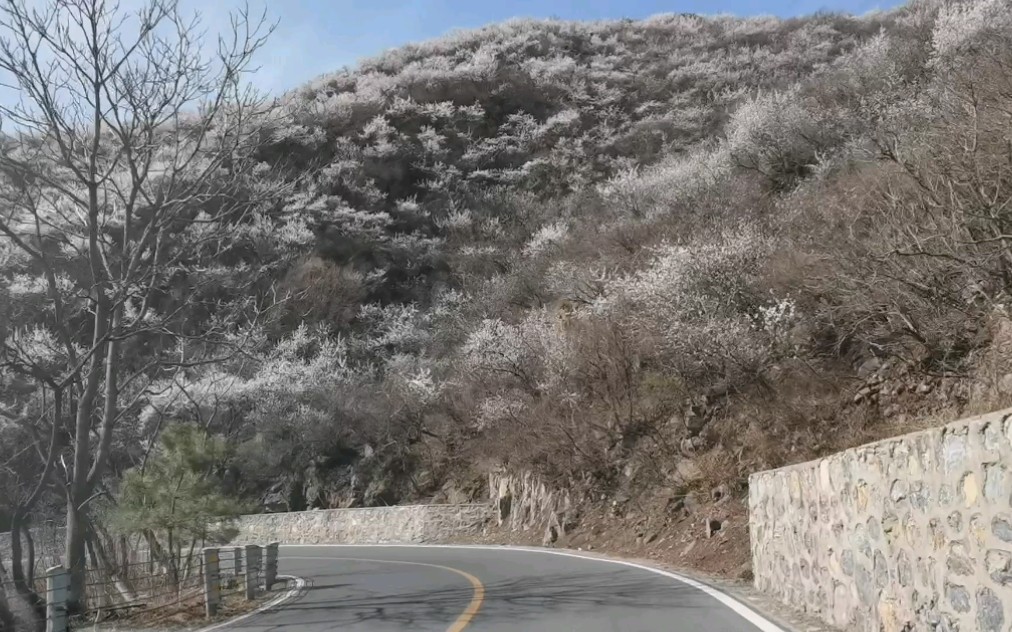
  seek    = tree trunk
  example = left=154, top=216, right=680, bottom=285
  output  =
left=64, top=497, right=89, bottom=614
left=8, top=519, right=43, bottom=628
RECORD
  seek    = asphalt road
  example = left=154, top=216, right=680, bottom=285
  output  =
left=215, top=545, right=784, bottom=632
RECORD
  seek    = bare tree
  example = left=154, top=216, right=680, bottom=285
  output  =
left=0, top=0, right=279, bottom=610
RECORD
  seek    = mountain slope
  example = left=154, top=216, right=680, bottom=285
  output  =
left=14, top=0, right=1011, bottom=579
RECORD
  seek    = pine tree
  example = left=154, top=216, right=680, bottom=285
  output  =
left=110, top=425, right=247, bottom=589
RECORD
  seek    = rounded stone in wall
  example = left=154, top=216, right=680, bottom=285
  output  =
left=914, top=434, right=933, bottom=473
left=882, top=513, right=899, bottom=547
left=819, top=461, right=832, bottom=493
left=938, top=483, right=954, bottom=506
left=908, top=481, right=930, bottom=513
left=865, top=448, right=885, bottom=479
left=853, top=522, right=872, bottom=558
left=803, top=468, right=816, bottom=494
left=926, top=557, right=938, bottom=592
left=982, top=421, right=1003, bottom=452
left=828, top=549, right=841, bottom=576
left=969, top=513, right=986, bottom=547
left=804, top=531, right=817, bottom=555
left=855, top=480, right=870, bottom=512
left=946, top=540, right=974, bottom=576
left=959, top=471, right=980, bottom=507
left=916, top=557, right=930, bottom=590
left=993, top=514, right=1012, bottom=543
left=929, top=518, right=945, bottom=551
left=873, top=550, right=889, bottom=588
left=940, top=431, right=968, bottom=473
left=976, top=587, right=1004, bottom=632
left=815, top=586, right=828, bottom=614
left=983, top=463, right=1008, bottom=502
left=841, top=549, right=855, bottom=576
left=867, top=516, right=882, bottom=542
left=832, top=521, right=845, bottom=538
left=946, top=510, right=963, bottom=534
left=985, top=548, right=1012, bottom=585
left=906, top=453, right=922, bottom=479
left=902, top=513, right=920, bottom=547
left=896, top=550, right=912, bottom=587
left=944, top=582, right=970, bottom=613
left=855, top=564, right=877, bottom=607
left=789, top=471, right=801, bottom=506
left=889, top=479, right=908, bottom=503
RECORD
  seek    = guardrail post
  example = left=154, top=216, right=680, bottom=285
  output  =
left=232, top=546, right=243, bottom=576
left=202, top=548, right=221, bottom=617
left=264, top=542, right=279, bottom=589
left=45, top=565, right=68, bottom=632
left=243, top=544, right=261, bottom=600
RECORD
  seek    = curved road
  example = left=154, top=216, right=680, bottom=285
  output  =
left=216, top=545, right=784, bottom=632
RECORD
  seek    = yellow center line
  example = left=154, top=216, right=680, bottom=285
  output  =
left=287, top=555, right=485, bottom=631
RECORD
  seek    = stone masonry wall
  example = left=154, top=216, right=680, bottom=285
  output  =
left=1, top=506, right=492, bottom=570
left=749, top=407, right=1012, bottom=632
left=229, top=504, right=493, bottom=545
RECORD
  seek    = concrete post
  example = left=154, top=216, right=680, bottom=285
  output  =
left=243, top=544, right=261, bottom=600
left=45, top=565, right=68, bottom=632
left=232, top=546, right=243, bottom=576
left=264, top=542, right=279, bottom=590
left=202, top=548, right=221, bottom=618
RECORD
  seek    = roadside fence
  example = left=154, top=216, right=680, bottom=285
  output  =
left=34, top=542, right=280, bottom=632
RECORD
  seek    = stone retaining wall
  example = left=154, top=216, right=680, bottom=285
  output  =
left=749, top=407, right=1012, bottom=631
left=1, top=505, right=493, bottom=567
left=229, top=503, right=493, bottom=545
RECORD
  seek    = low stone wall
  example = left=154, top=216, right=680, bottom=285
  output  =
left=749, top=407, right=1012, bottom=632
left=229, top=503, right=493, bottom=545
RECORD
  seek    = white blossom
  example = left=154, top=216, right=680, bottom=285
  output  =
left=523, top=222, right=569, bottom=257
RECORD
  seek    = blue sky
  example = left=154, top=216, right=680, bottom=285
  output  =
left=24, top=0, right=890, bottom=98
left=246, top=0, right=903, bottom=93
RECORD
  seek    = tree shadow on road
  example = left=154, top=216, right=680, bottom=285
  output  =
left=242, top=565, right=721, bottom=630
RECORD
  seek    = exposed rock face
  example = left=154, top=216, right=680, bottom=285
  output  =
left=750, top=407, right=1012, bottom=632
left=230, top=504, right=492, bottom=545
left=488, top=470, right=575, bottom=543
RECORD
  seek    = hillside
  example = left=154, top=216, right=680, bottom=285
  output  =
left=235, top=0, right=1012, bottom=506
left=4, top=0, right=1012, bottom=599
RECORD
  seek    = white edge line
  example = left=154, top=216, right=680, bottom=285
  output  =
left=279, top=543, right=787, bottom=632
left=193, top=574, right=307, bottom=632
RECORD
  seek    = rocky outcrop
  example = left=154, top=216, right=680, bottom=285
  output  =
left=750, top=407, right=1012, bottom=632
left=488, top=471, right=576, bottom=545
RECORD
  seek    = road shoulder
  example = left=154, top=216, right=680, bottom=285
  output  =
left=534, top=546, right=842, bottom=632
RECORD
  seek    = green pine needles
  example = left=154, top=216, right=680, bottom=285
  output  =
left=109, top=425, right=248, bottom=584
